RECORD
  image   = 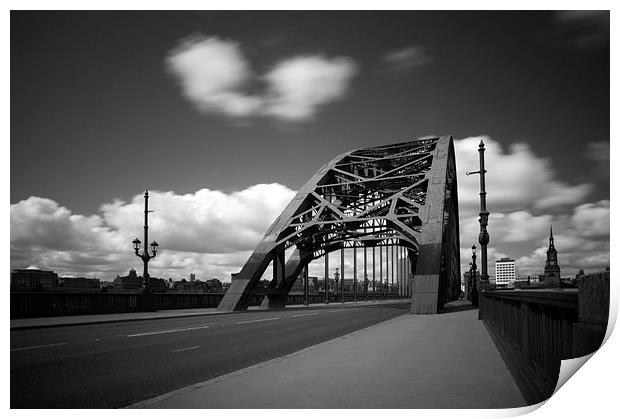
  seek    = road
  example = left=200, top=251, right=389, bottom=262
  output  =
left=11, top=302, right=409, bottom=408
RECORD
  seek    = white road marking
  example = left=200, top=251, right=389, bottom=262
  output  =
left=127, top=323, right=216, bottom=337
left=11, top=342, right=68, bottom=352
left=236, top=317, right=279, bottom=325
left=327, top=309, right=346, bottom=313
left=293, top=312, right=319, bottom=318
left=171, top=346, right=200, bottom=353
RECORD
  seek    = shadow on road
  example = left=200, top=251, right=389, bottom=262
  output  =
left=440, top=301, right=477, bottom=314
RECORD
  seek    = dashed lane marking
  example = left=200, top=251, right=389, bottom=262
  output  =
left=292, top=312, right=319, bottom=318
left=171, top=346, right=200, bottom=353
left=127, top=323, right=216, bottom=337
left=11, top=342, right=68, bottom=352
left=235, top=317, right=279, bottom=325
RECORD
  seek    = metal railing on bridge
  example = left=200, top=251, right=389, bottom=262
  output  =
left=479, top=272, right=609, bottom=404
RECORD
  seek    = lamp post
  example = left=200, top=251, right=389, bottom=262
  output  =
left=334, top=268, right=340, bottom=302
left=132, top=190, right=159, bottom=295
left=470, top=245, right=478, bottom=306
left=467, top=139, right=491, bottom=305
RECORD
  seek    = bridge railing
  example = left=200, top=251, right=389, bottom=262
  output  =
left=285, top=292, right=406, bottom=305
left=479, top=273, right=609, bottom=404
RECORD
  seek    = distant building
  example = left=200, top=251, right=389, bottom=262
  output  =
left=149, top=277, right=167, bottom=292
left=495, top=258, right=516, bottom=288
left=113, top=268, right=143, bottom=289
left=205, top=278, right=223, bottom=292
left=514, top=277, right=531, bottom=289
left=290, top=274, right=324, bottom=293
left=11, top=266, right=59, bottom=289
left=543, top=225, right=561, bottom=285
left=61, top=277, right=100, bottom=289
left=231, top=272, right=240, bottom=282
left=189, top=273, right=196, bottom=282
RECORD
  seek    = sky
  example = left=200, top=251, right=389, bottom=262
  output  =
left=10, top=10, right=610, bottom=282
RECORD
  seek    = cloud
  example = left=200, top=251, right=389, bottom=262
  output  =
left=165, top=35, right=262, bottom=118
left=455, top=136, right=593, bottom=213
left=584, top=141, right=610, bottom=180
left=263, top=56, right=357, bottom=121
left=571, top=200, right=609, bottom=238
left=550, top=11, right=609, bottom=49
left=10, top=184, right=296, bottom=280
left=166, top=35, right=357, bottom=122
left=382, top=46, right=432, bottom=73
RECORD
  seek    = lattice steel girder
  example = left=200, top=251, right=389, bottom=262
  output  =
left=217, top=135, right=461, bottom=313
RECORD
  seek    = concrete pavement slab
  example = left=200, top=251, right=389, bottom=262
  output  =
left=131, top=306, right=526, bottom=409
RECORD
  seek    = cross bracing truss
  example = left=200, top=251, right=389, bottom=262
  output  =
left=217, top=135, right=461, bottom=313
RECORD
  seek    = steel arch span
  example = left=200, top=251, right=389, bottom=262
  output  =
left=217, top=135, right=461, bottom=314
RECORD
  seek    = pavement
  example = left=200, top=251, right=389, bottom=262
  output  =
left=131, top=301, right=527, bottom=409
left=10, top=298, right=404, bottom=330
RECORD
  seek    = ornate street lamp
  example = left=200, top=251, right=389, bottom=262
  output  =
left=470, top=245, right=478, bottom=306
left=133, top=190, right=158, bottom=293
left=467, top=139, right=491, bottom=305
left=334, top=268, right=340, bottom=301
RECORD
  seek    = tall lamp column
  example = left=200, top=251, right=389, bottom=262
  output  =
left=470, top=245, right=478, bottom=306
left=466, top=139, right=491, bottom=306
left=132, top=190, right=159, bottom=296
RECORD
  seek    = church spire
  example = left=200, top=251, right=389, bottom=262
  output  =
left=549, top=225, right=554, bottom=246
left=544, top=224, right=560, bottom=285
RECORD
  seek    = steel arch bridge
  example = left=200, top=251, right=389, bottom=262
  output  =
left=217, top=135, right=461, bottom=314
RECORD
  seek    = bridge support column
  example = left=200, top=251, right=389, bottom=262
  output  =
left=261, top=247, right=286, bottom=309
left=411, top=243, right=440, bottom=314
left=363, top=248, right=368, bottom=301
left=303, top=264, right=309, bottom=306
left=372, top=247, right=376, bottom=302
left=324, top=254, right=329, bottom=304
left=353, top=248, right=357, bottom=302
left=379, top=246, right=383, bottom=301
left=340, top=248, right=345, bottom=303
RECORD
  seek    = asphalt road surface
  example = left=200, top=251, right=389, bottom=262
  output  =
left=11, top=302, right=409, bottom=408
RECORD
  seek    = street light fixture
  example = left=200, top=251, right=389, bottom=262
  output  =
left=471, top=245, right=478, bottom=306
left=334, top=268, right=340, bottom=301
left=132, top=190, right=158, bottom=294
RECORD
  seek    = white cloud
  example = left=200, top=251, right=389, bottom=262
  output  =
left=455, top=136, right=593, bottom=213
left=263, top=56, right=357, bottom=121
left=382, top=46, right=432, bottom=73
left=166, top=35, right=357, bottom=122
left=10, top=184, right=296, bottom=281
left=166, top=36, right=262, bottom=117
left=571, top=200, right=609, bottom=238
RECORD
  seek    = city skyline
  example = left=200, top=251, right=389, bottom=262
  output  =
left=10, top=11, right=609, bottom=281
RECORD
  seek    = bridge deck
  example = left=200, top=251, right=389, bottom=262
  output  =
left=134, top=301, right=527, bottom=409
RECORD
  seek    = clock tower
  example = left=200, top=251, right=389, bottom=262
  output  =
left=544, top=225, right=561, bottom=285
